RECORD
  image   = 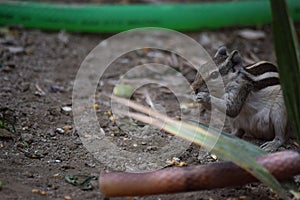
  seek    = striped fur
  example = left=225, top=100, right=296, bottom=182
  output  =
left=244, top=61, right=278, bottom=75
left=242, top=61, right=280, bottom=91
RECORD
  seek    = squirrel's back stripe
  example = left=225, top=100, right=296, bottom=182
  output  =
left=254, top=77, right=280, bottom=90
left=242, top=61, right=280, bottom=90
left=244, top=61, right=278, bottom=76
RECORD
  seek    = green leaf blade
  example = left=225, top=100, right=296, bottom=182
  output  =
left=271, top=0, right=300, bottom=144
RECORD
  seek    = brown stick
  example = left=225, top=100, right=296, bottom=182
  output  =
left=99, top=150, right=300, bottom=197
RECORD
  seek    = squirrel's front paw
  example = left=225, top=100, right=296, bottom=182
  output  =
left=194, top=92, right=211, bottom=103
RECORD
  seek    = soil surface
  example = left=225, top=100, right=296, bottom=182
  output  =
left=0, top=10, right=299, bottom=200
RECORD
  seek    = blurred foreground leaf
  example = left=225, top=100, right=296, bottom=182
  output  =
left=271, top=0, right=300, bottom=144
left=112, top=96, right=287, bottom=198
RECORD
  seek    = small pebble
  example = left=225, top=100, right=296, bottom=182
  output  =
left=7, top=46, right=24, bottom=54
left=50, top=85, right=65, bottom=93
left=210, top=154, right=218, bottom=160
left=53, top=173, right=61, bottom=179
left=34, top=91, right=45, bottom=97
left=93, top=103, right=99, bottom=110
left=65, top=195, right=72, bottom=200
left=55, top=128, right=65, bottom=134
left=22, top=126, right=29, bottom=131
left=40, top=191, right=46, bottom=196
left=85, top=162, right=96, bottom=168
left=106, top=110, right=112, bottom=117
left=84, top=134, right=92, bottom=138
left=62, top=125, right=72, bottom=131
left=146, top=146, right=158, bottom=151
left=61, top=106, right=72, bottom=112
left=32, top=189, right=39, bottom=194
left=109, top=116, right=116, bottom=123
left=179, top=162, right=187, bottom=167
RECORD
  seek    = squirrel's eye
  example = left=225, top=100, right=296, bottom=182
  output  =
left=209, top=71, right=219, bottom=79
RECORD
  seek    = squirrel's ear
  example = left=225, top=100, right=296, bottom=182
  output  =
left=214, top=46, right=228, bottom=58
left=226, top=50, right=243, bottom=71
left=231, top=51, right=242, bottom=63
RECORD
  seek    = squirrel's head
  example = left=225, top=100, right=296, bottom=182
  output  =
left=191, top=47, right=244, bottom=103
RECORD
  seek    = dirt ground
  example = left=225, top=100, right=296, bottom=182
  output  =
left=0, top=13, right=299, bottom=200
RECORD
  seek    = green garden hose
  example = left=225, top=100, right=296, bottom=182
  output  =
left=0, top=0, right=300, bottom=33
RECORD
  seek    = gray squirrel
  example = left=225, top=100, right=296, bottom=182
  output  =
left=192, top=47, right=292, bottom=152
